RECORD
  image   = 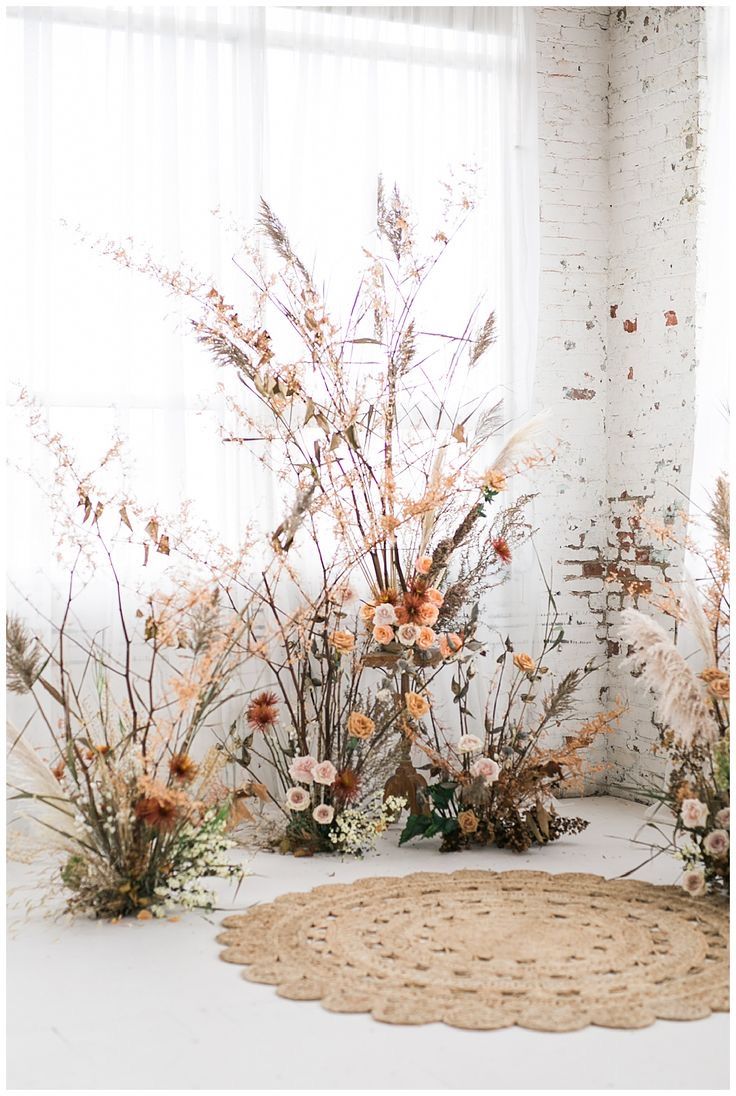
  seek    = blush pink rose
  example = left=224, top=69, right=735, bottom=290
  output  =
left=313, top=760, right=338, bottom=786
left=285, top=787, right=310, bottom=812
left=471, top=757, right=500, bottom=784
left=681, top=798, right=709, bottom=829
left=703, top=829, right=729, bottom=858
left=312, top=804, right=335, bottom=825
left=681, top=868, right=706, bottom=897
left=288, top=755, right=317, bottom=783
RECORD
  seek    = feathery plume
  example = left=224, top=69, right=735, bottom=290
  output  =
left=491, top=409, right=552, bottom=474
left=619, top=609, right=717, bottom=746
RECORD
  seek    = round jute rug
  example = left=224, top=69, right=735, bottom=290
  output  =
left=217, top=869, right=729, bottom=1032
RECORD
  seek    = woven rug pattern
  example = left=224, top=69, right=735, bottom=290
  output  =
left=218, top=869, right=729, bottom=1031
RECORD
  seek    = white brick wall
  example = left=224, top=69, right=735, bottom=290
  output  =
left=535, top=6, right=705, bottom=796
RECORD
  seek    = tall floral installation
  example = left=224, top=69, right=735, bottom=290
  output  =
left=103, top=177, right=620, bottom=856
left=619, top=475, right=730, bottom=897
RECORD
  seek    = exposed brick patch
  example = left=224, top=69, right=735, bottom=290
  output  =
left=536, top=6, right=704, bottom=797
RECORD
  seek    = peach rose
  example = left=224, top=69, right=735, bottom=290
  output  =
left=359, top=603, right=376, bottom=624
left=484, top=468, right=507, bottom=493
left=458, top=809, right=479, bottom=835
left=373, top=603, right=398, bottom=627
left=513, top=652, right=536, bottom=673
left=397, top=623, right=420, bottom=646
left=330, top=630, right=355, bottom=655
left=425, top=587, right=444, bottom=607
left=416, top=626, right=437, bottom=651
left=373, top=624, right=395, bottom=645
left=405, top=691, right=430, bottom=719
left=417, top=603, right=439, bottom=626
left=347, top=711, right=376, bottom=740
left=709, top=677, right=730, bottom=700
left=414, top=556, right=432, bottom=575
left=312, top=804, right=335, bottom=825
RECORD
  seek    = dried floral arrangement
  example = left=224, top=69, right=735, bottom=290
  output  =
left=81, top=176, right=588, bottom=857
left=619, top=475, right=730, bottom=897
left=6, top=426, right=248, bottom=917
left=399, top=583, right=621, bottom=852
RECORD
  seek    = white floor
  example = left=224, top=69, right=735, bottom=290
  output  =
left=6, top=796, right=730, bottom=1091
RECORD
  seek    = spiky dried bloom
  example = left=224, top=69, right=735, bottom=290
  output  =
left=620, top=609, right=717, bottom=747
left=246, top=691, right=279, bottom=731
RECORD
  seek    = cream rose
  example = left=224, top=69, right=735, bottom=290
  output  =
left=457, top=734, right=483, bottom=755
left=397, top=623, right=420, bottom=646
left=373, top=603, right=398, bottom=627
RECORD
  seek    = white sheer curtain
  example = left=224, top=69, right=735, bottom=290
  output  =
left=7, top=6, right=539, bottom=635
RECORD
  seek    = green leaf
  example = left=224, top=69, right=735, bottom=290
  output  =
left=399, top=813, right=432, bottom=845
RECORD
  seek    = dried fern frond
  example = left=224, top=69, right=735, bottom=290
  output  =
left=6, top=614, right=42, bottom=694
left=620, top=608, right=718, bottom=747
left=709, top=474, right=729, bottom=551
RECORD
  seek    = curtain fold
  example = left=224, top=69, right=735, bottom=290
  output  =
left=7, top=4, right=540, bottom=641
